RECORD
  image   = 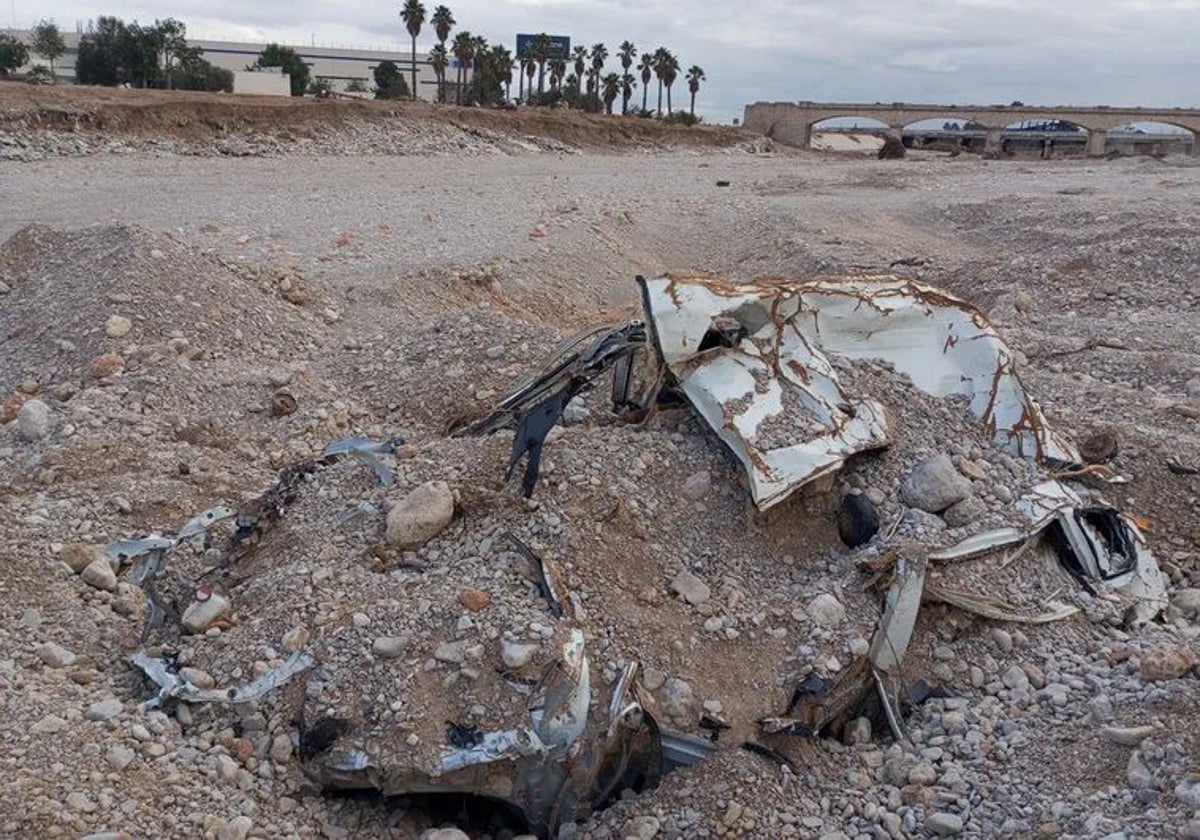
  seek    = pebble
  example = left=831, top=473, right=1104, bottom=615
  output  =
left=501, top=639, right=539, bottom=669
left=385, top=481, right=455, bottom=548
left=106, top=744, right=136, bottom=769
left=81, top=557, right=118, bottom=591
left=670, top=569, right=711, bottom=605
left=622, top=815, right=661, bottom=839
left=105, top=314, right=133, bottom=337
left=16, top=398, right=51, bottom=440
left=1126, top=751, right=1154, bottom=789
left=85, top=696, right=123, bottom=721
left=662, top=676, right=694, bottom=717
left=807, top=592, right=846, bottom=626
left=1101, top=725, right=1156, bottom=746
left=36, top=641, right=77, bottom=668
left=62, top=542, right=107, bottom=573
left=682, top=470, right=712, bottom=500
left=373, top=636, right=410, bottom=659
left=926, top=812, right=965, bottom=836
left=900, top=454, right=973, bottom=513
left=1139, top=646, right=1195, bottom=681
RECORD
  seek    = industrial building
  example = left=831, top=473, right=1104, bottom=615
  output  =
left=1, top=28, right=441, bottom=98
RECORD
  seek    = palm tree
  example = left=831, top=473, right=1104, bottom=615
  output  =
left=637, top=54, right=652, bottom=113
left=661, top=51, right=680, bottom=114
left=686, top=65, right=705, bottom=117
left=469, top=35, right=487, bottom=101
left=432, top=5, right=453, bottom=44
left=620, top=72, right=637, bottom=115
left=651, top=48, right=668, bottom=114
left=571, top=46, right=587, bottom=96
left=590, top=43, right=608, bottom=80
left=618, top=41, right=636, bottom=76
left=517, top=47, right=528, bottom=103
left=451, top=30, right=472, bottom=104
left=400, top=0, right=426, bottom=101
left=430, top=43, right=448, bottom=102
left=550, top=58, right=566, bottom=93
left=524, top=56, right=536, bottom=102
left=494, top=45, right=514, bottom=102
left=601, top=72, right=621, bottom=114
left=534, top=33, right=551, bottom=95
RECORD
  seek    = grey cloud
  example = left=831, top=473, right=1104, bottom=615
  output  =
left=24, top=0, right=1200, bottom=122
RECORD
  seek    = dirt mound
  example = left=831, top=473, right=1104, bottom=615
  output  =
left=0, top=224, right=324, bottom=395
left=0, top=81, right=750, bottom=158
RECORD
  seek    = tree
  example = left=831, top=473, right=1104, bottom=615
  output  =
left=533, top=33, right=551, bottom=95
left=618, top=40, right=636, bottom=77
left=155, top=18, right=189, bottom=90
left=431, top=5, right=453, bottom=101
left=661, top=53, right=680, bottom=114
left=430, top=43, right=448, bottom=102
left=588, top=42, right=607, bottom=96
left=255, top=43, right=310, bottom=96
left=0, top=34, right=28, bottom=76
left=451, top=31, right=473, bottom=104
left=373, top=59, right=409, bottom=99
left=523, top=54, right=535, bottom=103
left=400, top=0, right=426, bottom=100
left=31, top=20, right=65, bottom=80
left=75, top=17, right=125, bottom=86
left=494, top=45, right=514, bottom=103
left=601, top=72, right=620, bottom=114
left=686, top=65, right=705, bottom=116
left=620, top=72, right=636, bottom=116
left=571, top=45, right=586, bottom=96
left=637, top=54, right=652, bottom=113
left=173, top=48, right=233, bottom=92
left=549, top=57, right=565, bottom=93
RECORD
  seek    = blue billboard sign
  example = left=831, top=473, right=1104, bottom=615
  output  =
left=516, top=34, right=571, bottom=60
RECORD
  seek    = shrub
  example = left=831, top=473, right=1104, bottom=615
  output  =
left=0, top=34, right=29, bottom=76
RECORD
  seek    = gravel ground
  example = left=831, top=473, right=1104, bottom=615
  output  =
left=2, top=129, right=1198, bottom=840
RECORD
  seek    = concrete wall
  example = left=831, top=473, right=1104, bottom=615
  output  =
left=232, top=69, right=291, bottom=97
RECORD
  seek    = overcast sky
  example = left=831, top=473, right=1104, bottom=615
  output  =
left=15, top=0, right=1200, bottom=123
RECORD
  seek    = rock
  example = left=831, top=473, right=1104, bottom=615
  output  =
left=926, top=812, right=965, bottom=836
left=942, top=495, right=987, bottom=528
left=957, top=458, right=987, bottom=480
left=722, top=802, right=744, bottom=826
left=900, top=454, right=973, bottom=513
left=501, top=639, right=539, bottom=669
left=622, top=815, right=661, bottom=839
left=81, top=557, right=118, bottom=591
left=85, top=696, right=123, bottom=721
left=179, top=667, right=215, bottom=689
left=281, top=625, right=310, bottom=652
left=670, top=569, right=711, bottom=605
left=372, top=636, right=410, bottom=659
left=89, top=352, right=125, bottom=378
left=181, top=591, right=231, bottom=633
left=1002, top=665, right=1030, bottom=691
left=65, top=792, right=97, bottom=813
left=484, top=344, right=505, bottom=360
left=270, top=733, right=294, bottom=762
left=1079, top=428, right=1119, bottom=464
left=1175, top=778, right=1200, bottom=809
left=909, top=762, right=938, bottom=786
left=1126, top=751, right=1154, bottom=790
left=1, top=391, right=29, bottom=423
left=434, top=640, right=468, bottom=664
left=62, top=542, right=107, bottom=574
left=641, top=667, right=666, bottom=691
left=421, top=830, right=470, bottom=840
left=807, top=592, right=846, bottom=626
left=837, top=493, right=880, bottom=548
left=1014, top=290, right=1034, bottom=313
left=1171, top=588, right=1200, bottom=620
left=1101, top=725, right=1156, bottom=746
left=1139, top=645, right=1195, bottom=681
left=217, top=816, right=254, bottom=840
left=458, top=587, right=492, bottom=611
left=32, top=714, right=66, bottom=734
left=990, top=628, right=1013, bottom=653
left=682, top=470, right=711, bottom=501
left=105, top=314, right=133, bottom=337
left=385, top=481, right=455, bottom=549
left=16, top=398, right=51, bottom=440
left=36, top=642, right=76, bottom=668
left=106, top=744, right=136, bottom=769
left=662, top=677, right=694, bottom=717
left=844, top=717, right=872, bottom=745
left=1088, top=694, right=1115, bottom=723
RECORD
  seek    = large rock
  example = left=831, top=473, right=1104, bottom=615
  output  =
left=17, top=398, right=52, bottom=440
left=385, top=481, right=455, bottom=549
left=181, top=591, right=231, bottom=633
left=926, top=812, right=964, bottom=836
left=36, top=642, right=76, bottom=668
left=942, top=495, right=987, bottom=528
left=1139, top=646, right=1196, bottom=681
left=62, top=543, right=107, bottom=574
left=81, top=557, right=117, bottom=591
left=1171, top=588, right=1200, bottom=621
left=105, top=314, right=133, bottom=338
left=807, top=592, right=846, bottom=626
left=900, top=454, right=973, bottom=513
left=662, top=677, right=694, bottom=718
left=670, top=569, right=711, bottom=605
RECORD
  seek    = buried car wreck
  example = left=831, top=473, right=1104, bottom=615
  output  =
left=107, top=274, right=1168, bottom=835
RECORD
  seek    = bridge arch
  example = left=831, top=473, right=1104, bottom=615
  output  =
left=1001, top=117, right=1091, bottom=158
left=900, top=116, right=992, bottom=152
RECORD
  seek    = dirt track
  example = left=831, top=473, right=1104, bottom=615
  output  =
left=2, top=86, right=1199, bottom=840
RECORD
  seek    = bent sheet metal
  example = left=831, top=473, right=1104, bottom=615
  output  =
left=639, top=275, right=1080, bottom=509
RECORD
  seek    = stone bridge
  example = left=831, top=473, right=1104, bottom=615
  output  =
left=743, top=101, right=1200, bottom=156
